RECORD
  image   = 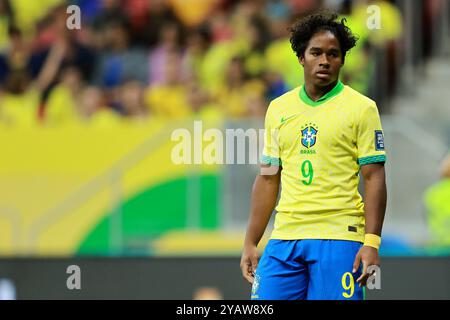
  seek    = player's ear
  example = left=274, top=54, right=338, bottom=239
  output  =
left=299, top=55, right=305, bottom=66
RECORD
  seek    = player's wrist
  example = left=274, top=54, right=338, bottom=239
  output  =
left=243, top=238, right=259, bottom=248
left=363, top=233, right=381, bottom=250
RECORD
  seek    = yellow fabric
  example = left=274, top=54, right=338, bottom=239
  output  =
left=265, top=38, right=305, bottom=89
left=215, top=79, right=265, bottom=118
left=340, top=48, right=374, bottom=95
left=424, top=179, right=450, bottom=245
left=340, top=13, right=369, bottom=48
left=364, top=233, right=381, bottom=249
left=10, top=0, right=64, bottom=38
left=338, top=13, right=373, bottom=94
left=262, top=85, right=386, bottom=242
left=89, top=108, right=122, bottom=128
left=245, top=51, right=266, bottom=77
left=0, top=89, right=40, bottom=127
left=199, top=41, right=245, bottom=91
left=352, top=1, right=402, bottom=46
left=196, top=103, right=224, bottom=121
left=145, top=84, right=192, bottom=118
left=0, top=16, right=10, bottom=51
left=169, top=0, right=218, bottom=27
left=45, top=85, right=79, bottom=125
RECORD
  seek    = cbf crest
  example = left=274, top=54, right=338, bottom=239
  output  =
left=301, top=123, right=318, bottom=149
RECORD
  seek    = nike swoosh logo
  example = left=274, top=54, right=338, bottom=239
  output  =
left=280, top=114, right=297, bottom=123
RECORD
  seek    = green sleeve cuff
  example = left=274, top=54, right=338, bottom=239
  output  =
left=261, top=154, right=282, bottom=166
left=358, top=155, right=386, bottom=166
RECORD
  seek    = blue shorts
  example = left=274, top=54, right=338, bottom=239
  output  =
left=251, top=239, right=364, bottom=300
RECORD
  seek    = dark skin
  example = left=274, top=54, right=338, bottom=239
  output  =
left=300, top=30, right=343, bottom=100
left=240, top=30, right=387, bottom=287
left=241, top=166, right=281, bottom=284
left=354, top=163, right=387, bottom=286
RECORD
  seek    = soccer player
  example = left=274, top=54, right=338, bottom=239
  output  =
left=240, top=12, right=387, bottom=300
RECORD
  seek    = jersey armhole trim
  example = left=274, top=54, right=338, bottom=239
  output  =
left=358, top=155, right=386, bottom=166
left=261, top=154, right=282, bottom=166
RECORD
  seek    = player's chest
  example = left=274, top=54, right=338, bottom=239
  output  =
left=277, top=107, right=355, bottom=152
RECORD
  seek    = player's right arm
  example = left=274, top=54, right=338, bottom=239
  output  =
left=240, top=165, right=281, bottom=284
left=241, top=101, right=281, bottom=284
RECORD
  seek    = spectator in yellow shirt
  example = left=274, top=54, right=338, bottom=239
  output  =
left=215, top=56, right=266, bottom=118
left=44, top=66, right=82, bottom=126
left=145, top=50, right=191, bottom=118
left=424, top=154, right=450, bottom=246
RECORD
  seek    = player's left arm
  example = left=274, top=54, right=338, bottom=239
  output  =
left=353, top=162, right=387, bottom=286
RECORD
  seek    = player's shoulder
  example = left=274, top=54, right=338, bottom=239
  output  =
left=342, top=84, right=378, bottom=110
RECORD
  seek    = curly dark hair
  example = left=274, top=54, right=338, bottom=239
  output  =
left=289, top=12, right=358, bottom=63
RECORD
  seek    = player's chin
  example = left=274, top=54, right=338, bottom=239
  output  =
left=313, top=76, right=335, bottom=87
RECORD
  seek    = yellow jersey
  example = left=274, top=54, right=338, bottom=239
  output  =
left=145, top=84, right=192, bottom=118
left=0, top=89, right=40, bottom=127
left=261, top=81, right=386, bottom=243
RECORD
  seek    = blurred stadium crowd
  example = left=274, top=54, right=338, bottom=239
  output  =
left=0, top=0, right=407, bottom=127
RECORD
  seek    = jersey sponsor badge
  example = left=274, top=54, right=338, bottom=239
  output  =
left=375, top=130, right=384, bottom=151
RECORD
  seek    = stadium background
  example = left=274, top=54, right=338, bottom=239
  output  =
left=0, top=0, right=449, bottom=299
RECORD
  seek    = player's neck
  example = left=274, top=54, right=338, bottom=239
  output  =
left=304, top=80, right=339, bottom=102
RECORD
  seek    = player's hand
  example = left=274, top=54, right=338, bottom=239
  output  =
left=352, top=246, right=380, bottom=287
left=240, top=245, right=259, bottom=284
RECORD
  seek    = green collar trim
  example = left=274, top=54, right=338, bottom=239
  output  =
left=299, top=80, right=344, bottom=107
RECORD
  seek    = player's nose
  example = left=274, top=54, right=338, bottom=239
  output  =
left=318, top=54, right=330, bottom=67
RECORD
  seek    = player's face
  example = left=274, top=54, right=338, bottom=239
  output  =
left=300, top=30, right=343, bottom=87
